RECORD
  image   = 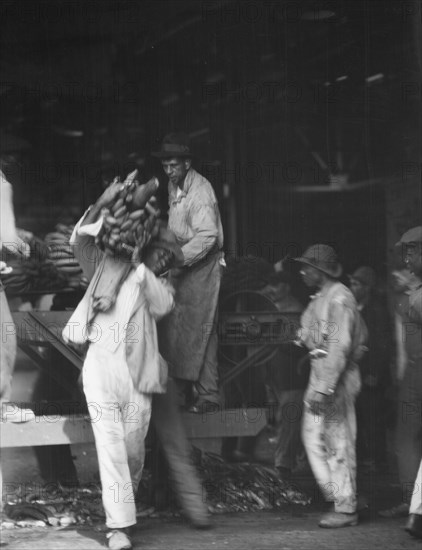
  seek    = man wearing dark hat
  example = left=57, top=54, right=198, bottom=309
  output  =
left=348, top=266, right=392, bottom=472
left=153, top=132, right=224, bottom=412
left=294, top=244, right=367, bottom=528
left=379, top=227, right=422, bottom=538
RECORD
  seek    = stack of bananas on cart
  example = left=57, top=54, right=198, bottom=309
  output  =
left=1, top=235, right=68, bottom=294
left=98, top=171, right=160, bottom=259
left=44, top=224, right=88, bottom=291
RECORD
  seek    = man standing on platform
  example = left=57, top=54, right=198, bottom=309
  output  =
left=154, top=132, right=225, bottom=412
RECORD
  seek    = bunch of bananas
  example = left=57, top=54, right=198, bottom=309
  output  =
left=1, top=260, right=32, bottom=293
left=1, top=226, right=89, bottom=294
left=45, top=224, right=88, bottom=290
left=1, top=256, right=68, bottom=294
left=98, top=172, right=160, bottom=259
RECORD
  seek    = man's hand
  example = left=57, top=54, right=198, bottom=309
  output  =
left=131, top=245, right=142, bottom=269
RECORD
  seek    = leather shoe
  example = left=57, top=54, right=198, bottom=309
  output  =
left=378, top=502, right=409, bottom=518
left=106, top=529, right=133, bottom=550
left=406, top=514, right=422, bottom=539
left=318, top=512, right=358, bottom=528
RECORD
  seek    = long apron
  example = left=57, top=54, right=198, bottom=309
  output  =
left=159, top=252, right=221, bottom=381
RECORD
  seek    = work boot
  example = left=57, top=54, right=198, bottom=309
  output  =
left=378, top=502, right=409, bottom=518
left=178, top=489, right=212, bottom=529
left=405, top=514, right=422, bottom=539
left=318, top=512, right=358, bottom=528
left=187, top=510, right=212, bottom=530
left=106, top=528, right=133, bottom=550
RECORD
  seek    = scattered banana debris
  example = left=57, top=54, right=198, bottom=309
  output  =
left=198, top=453, right=310, bottom=513
left=1, top=454, right=310, bottom=530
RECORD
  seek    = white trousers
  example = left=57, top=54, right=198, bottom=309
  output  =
left=302, top=388, right=357, bottom=514
left=83, top=343, right=152, bottom=529
left=410, top=459, right=422, bottom=515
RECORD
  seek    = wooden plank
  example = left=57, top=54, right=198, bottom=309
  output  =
left=11, top=311, right=83, bottom=371
left=0, top=414, right=94, bottom=448
left=0, top=408, right=268, bottom=448
left=28, top=311, right=84, bottom=370
left=182, top=407, right=268, bottom=439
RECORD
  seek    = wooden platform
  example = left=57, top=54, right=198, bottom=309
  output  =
left=6, top=310, right=270, bottom=451
left=0, top=408, right=268, bottom=448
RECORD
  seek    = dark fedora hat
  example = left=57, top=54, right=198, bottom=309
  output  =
left=294, top=244, right=342, bottom=278
left=151, top=132, right=193, bottom=159
left=146, top=226, right=184, bottom=267
left=395, top=226, right=422, bottom=246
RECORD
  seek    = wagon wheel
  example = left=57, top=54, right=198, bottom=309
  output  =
left=218, top=290, right=281, bottom=411
left=219, top=289, right=280, bottom=363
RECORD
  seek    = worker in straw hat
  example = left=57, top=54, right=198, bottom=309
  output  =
left=293, top=244, right=367, bottom=528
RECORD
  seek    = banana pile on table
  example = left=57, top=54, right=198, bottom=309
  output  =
left=45, top=224, right=88, bottom=291
left=1, top=258, right=38, bottom=294
left=1, top=235, right=69, bottom=293
left=98, top=171, right=160, bottom=259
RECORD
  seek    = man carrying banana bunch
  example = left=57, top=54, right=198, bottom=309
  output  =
left=63, top=175, right=183, bottom=550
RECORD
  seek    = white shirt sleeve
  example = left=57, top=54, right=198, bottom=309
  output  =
left=134, top=263, right=175, bottom=320
left=69, top=208, right=104, bottom=245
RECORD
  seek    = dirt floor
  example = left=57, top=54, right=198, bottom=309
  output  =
left=2, top=352, right=421, bottom=549
left=2, top=448, right=420, bottom=550
left=1, top=485, right=421, bottom=550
